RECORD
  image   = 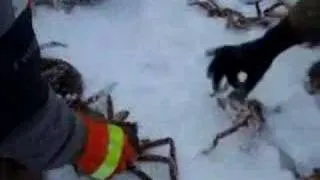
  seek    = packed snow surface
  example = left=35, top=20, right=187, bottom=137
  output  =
left=33, top=0, right=320, bottom=179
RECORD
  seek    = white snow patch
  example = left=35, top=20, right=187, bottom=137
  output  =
left=33, top=0, right=320, bottom=179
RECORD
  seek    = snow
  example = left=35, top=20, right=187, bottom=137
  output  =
left=32, top=0, right=320, bottom=179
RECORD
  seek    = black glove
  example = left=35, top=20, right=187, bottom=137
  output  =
left=207, top=18, right=301, bottom=97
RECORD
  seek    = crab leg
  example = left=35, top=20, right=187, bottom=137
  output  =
left=83, top=89, right=106, bottom=106
left=278, top=0, right=292, bottom=9
left=254, top=1, right=262, bottom=18
left=188, top=0, right=222, bottom=17
left=188, top=0, right=215, bottom=11
left=128, top=167, right=152, bottom=180
left=39, top=41, right=68, bottom=51
left=202, top=119, right=248, bottom=155
left=224, top=8, right=248, bottom=29
left=263, top=2, right=287, bottom=18
left=138, top=138, right=178, bottom=180
left=139, top=138, right=176, bottom=161
left=106, top=94, right=114, bottom=120
left=206, top=0, right=251, bottom=29
left=137, top=155, right=178, bottom=180
left=105, top=94, right=130, bottom=122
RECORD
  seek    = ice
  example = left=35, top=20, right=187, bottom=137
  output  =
left=33, top=0, right=320, bottom=179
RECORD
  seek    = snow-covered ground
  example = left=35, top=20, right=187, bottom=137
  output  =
left=33, top=0, right=320, bottom=179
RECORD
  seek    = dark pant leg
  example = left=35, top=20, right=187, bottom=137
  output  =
left=0, top=7, right=49, bottom=142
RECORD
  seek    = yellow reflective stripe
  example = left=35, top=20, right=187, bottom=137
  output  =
left=91, top=125, right=125, bottom=180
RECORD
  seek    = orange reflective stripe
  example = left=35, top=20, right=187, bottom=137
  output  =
left=76, top=113, right=125, bottom=180
left=76, top=113, right=109, bottom=174
left=115, top=135, right=138, bottom=173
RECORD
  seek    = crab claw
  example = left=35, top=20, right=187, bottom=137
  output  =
left=113, top=110, right=130, bottom=122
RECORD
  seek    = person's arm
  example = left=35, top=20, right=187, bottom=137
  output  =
left=0, top=0, right=86, bottom=171
left=0, top=3, right=118, bottom=179
left=0, top=0, right=48, bottom=141
left=288, top=0, right=320, bottom=45
left=206, top=0, right=320, bottom=96
left=0, top=0, right=15, bottom=38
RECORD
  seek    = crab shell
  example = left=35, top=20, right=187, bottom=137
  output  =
left=40, top=57, right=84, bottom=108
left=40, top=57, right=144, bottom=163
left=217, top=96, right=265, bottom=131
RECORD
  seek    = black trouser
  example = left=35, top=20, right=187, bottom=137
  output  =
left=0, top=7, right=49, bottom=142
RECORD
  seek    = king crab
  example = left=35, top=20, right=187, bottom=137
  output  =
left=74, top=89, right=179, bottom=180
left=188, top=0, right=291, bottom=30
left=202, top=89, right=268, bottom=154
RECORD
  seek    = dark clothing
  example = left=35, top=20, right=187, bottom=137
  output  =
left=0, top=1, right=86, bottom=171
left=0, top=7, right=48, bottom=143
left=288, top=0, right=320, bottom=44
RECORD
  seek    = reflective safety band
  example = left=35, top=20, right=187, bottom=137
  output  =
left=90, top=125, right=125, bottom=180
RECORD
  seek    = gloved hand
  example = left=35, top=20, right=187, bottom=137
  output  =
left=206, top=18, right=302, bottom=97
